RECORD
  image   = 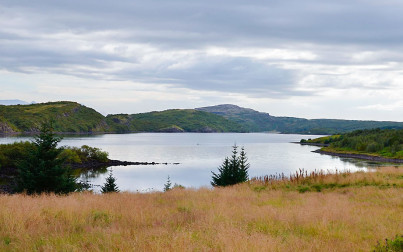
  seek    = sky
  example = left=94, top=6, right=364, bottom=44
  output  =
left=1, top=0, right=403, bottom=121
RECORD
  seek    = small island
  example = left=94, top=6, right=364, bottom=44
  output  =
left=301, top=128, right=403, bottom=163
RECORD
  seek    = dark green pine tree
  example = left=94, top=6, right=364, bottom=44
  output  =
left=101, top=170, right=120, bottom=193
left=211, top=145, right=250, bottom=186
left=16, top=122, right=77, bottom=194
left=238, top=147, right=250, bottom=182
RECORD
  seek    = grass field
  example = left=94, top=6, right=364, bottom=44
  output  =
left=0, top=167, right=402, bottom=251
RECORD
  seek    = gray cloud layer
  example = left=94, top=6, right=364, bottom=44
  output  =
left=1, top=0, right=403, bottom=111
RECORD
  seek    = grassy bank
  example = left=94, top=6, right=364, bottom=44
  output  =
left=0, top=167, right=402, bottom=251
left=301, top=129, right=403, bottom=161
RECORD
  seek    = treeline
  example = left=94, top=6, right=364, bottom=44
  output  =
left=303, top=128, right=403, bottom=158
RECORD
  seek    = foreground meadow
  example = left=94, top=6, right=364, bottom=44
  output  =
left=0, top=167, right=402, bottom=251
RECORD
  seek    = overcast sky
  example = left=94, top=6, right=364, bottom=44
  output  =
left=1, top=0, right=403, bottom=120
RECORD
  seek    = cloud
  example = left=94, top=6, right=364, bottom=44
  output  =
left=1, top=0, right=403, bottom=119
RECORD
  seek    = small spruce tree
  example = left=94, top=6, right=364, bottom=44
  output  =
left=211, top=145, right=250, bottom=186
left=16, top=122, right=77, bottom=194
left=239, top=147, right=250, bottom=181
left=164, top=175, right=172, bottom=192
left=101, top=170, right=120, bottom=193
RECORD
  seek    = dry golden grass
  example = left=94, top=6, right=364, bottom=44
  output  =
left=0, top=167, right=402, bottom=251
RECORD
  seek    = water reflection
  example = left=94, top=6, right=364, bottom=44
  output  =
left=2, top=133, right=402, bottom=192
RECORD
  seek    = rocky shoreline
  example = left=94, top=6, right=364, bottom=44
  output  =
left=292, top=142, right=330, bottom=147
left=313, top=149, right=403, bottom=164
left=68, top=159, right=180, bottom=169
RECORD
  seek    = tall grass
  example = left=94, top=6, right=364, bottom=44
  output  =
left=250, top=167, right=402, bottom=192
left=0, top=167, right=401, bottom=251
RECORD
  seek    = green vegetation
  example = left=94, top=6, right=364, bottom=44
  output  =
left=197, top=104, right=276, bottom=132
left=303, top=128, right=403, bottom=159
left=0, top=142, right=109, bottom=172
left=60, top=145, right=109, bottom=164
left=106, top=109, right=247, bottom=133
left=373, top=235, right=403, bottom=252
left=0, top=101, right=107, bottom=133
left=2, top=101, right=403, bottom=134
left=211, top=145, right=250, bottom=186
left=0, top=141, right=35, bottom=169
left=15, top=123, right=76, bottom=194
left=164, top=175, right=172, bottom=192
left=300, top=135, right=341, bottom=144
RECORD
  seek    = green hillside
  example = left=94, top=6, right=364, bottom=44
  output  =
left=196, top=104, right=275, bottom=132
left=106, top=109, right=247, bottom=133
left=303, top=128, right=403, bottom=159
left=1, top=102, right=403, bottom=135
left=0, top=101, right=108, bottom=134
left=197, top=104, right=403, bottom=134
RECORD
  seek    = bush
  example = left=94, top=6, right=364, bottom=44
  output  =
left=60, top=145, right=109, bottom=163
left=373, top=235, right=403, bottom=252
left=78, top=145, right=109, bottom=163
left=59, top=148, right=82, bottom=163
left=0, top=141, right=35, bottom=169
left=0, top=142, right=109, bottom=170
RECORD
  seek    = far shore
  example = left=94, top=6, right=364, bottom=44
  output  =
left=313, top=149, right=403, bottom=164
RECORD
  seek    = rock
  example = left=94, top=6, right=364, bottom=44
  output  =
left=0, top=122, right=15, bottom=134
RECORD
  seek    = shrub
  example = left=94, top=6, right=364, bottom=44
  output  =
left=373, top=235, right=403, bottom=252
left=59, top=148, right=82, bottom=163
left=0, top=141, right=35, bottom=169
left=78, top=145, right=109, bottom=163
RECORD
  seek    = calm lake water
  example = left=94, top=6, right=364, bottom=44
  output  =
left=0, top=133, right=385, bottom=192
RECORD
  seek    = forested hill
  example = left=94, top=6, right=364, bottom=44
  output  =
left=1, top=101, right=403, bottom=134
left=196, top=104, right=403, bottom=134
left=105, top=109, right=247, bottom=133
left=0, top=101, right=108, bottom=134
left=0, top=102, right=246, bottom=134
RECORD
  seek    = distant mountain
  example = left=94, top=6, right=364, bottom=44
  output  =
left=106, top=109, right=247, bottom=133
left=0, top=100, right=30, bottom=105
left=196, top=104, right=403, bottom=134
left=196, top=104, right=276, bottom=132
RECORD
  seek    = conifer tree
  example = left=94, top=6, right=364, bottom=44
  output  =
left=211, top=145, right=250, bottom=186
left=238, top=147, right=250, bottom=181
left=164, top=175, right=172, bottom=192
left=101, top=170, right=120, bottom=193
left=16, top=122, right=77, bottom=194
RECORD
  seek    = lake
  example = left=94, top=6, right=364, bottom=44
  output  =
left=0, top=133, right=384, bottom=192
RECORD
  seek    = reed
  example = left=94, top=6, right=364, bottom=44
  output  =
left=0, top=166, right=401, bottom=251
